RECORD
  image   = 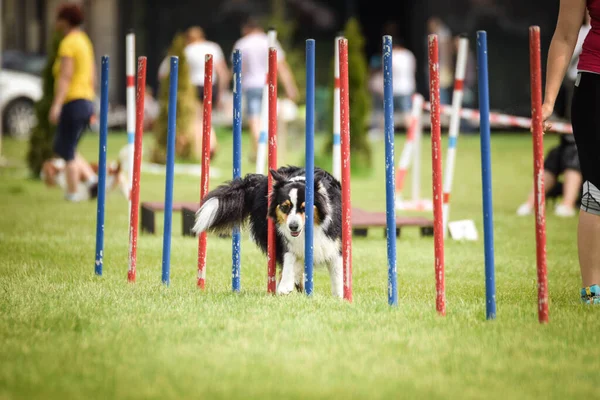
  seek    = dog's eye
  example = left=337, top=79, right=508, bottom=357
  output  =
left=280, top=204, right=290, bottom=213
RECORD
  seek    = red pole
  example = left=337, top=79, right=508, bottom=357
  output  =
left=339, top=38, right=353, bottom=302
left=428, top=35, right=446, bottom=315
left=267, top=48, right=278, bottom=294
left=529, top=26, right=549, bottom=323
left=197, top=55, right=213, bottom=289
left=127, top=56, right=146, bottom=283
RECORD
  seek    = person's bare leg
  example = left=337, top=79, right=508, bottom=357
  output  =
left=75, top=153, right=96, bottom=182
left=561, top=169, right=582, bottom=208
left=519, top=171, right=556, bottom=214
left=65, top=160, right=80, bottom=195
left=249, top=116, right=260, bottom=158
left=578, top=210, right=600, bottom=287
left=194, top=104, right=204, bottom=159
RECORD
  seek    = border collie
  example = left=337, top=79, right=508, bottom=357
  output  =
left=192, top=166, right=343, bottom=297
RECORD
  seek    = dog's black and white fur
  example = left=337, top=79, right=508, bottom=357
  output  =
left=192, top=166, right=343, bottom=297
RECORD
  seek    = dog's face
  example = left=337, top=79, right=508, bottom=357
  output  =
left=274, top=184, right=307, bottom=238
left=269, top=169, right=325, bottom=239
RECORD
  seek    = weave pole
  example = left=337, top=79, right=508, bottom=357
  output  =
left=429, top=35, right=446, bottom=315
left=529, top=26, right=549, bottom=323
left=476, top=31, right=497, bottom=320
left=127, top=56, right=147, bottom=283
left=339, top=37, right=353, bottom=302
left=232, top=50, right=242, bottom=292
left=126, top=31, right=135, bottom=220
left=161, top=56, right=179, bottom=286
left=442, top=35, right=469, bottom=238
left=197, top=55, right=214, bottom=289
left=267, top=47, right=278, bottom=294
left=395, top=93, right=423, bottom=209
left=94, top=55, right=110, bottom=276
left=332, top=35, right=342, bottom=181
left=256, top=28, right=277, bottom=175
left=305, top=39, right=316, bottom=296
left=383, top=35, right=398, bottom=306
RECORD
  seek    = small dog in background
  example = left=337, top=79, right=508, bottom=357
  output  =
left=41, top=145, right=130, bottom=199
left=192, top=166, right=344, bottom=297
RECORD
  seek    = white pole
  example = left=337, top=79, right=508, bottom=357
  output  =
left=0, top=0, right=4, bottom=166
left=255, top=28, right=276, bottom=174
left=411, top=93, right=424, bottom=203
left=395, top=93, right=422, bottom=209
left=126, top=31, right=135, bottom=217
left=332, top=36, right=342, bottom=180
left=442, top=36, right=469, bottom=238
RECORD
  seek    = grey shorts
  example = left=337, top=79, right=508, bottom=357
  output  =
left=244, top=87, right=263, bottom=118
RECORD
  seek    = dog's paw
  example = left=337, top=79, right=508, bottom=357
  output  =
left=277, top=278, right=295, bottom=295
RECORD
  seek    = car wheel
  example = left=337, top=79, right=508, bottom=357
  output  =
left=3, top=98, right=37, bottom=140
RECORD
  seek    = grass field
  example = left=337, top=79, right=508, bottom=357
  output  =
left=0, top=127, right=598, bottom=399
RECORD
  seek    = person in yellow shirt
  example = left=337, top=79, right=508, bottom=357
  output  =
left=49, top=3, right=98, bottom=202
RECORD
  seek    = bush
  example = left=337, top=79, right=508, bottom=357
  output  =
left=26, top=31, right=62, bottom=177
left=151, top=32, right=197, bottom=164
left=320, top=18, right=372, bottom=175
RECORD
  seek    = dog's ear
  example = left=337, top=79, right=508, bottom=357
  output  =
left=269, top=168, right=286, bottom=183
left=314, top=175, right=326, bottom=195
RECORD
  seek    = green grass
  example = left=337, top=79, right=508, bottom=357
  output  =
left=0, top=128, right=598, bottom=399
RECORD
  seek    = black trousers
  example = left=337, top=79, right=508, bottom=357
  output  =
left=571, top=72, right=600, bottom=213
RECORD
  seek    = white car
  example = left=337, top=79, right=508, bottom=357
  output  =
left=0, top=51, right=44, bottom=140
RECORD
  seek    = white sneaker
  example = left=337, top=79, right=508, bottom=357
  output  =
left=516, top=203, right=533, bottom=216
left=65, top=192, right=86, bottom=202
left=554, top=204, right=576, bottom=217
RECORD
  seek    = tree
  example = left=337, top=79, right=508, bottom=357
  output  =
left=27, top=30, right=62, bottom=177
left=321, top=18, right=372, bottom=175
left=151, top=32, right=196, bottom=164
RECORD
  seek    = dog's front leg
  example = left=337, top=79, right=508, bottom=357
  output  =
left=327, top=254, right=344, bottom=298
left=277, top=252, right=296, bottom=295
left=294, top=258, right=304, bottom=292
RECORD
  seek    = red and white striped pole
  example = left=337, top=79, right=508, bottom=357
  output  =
left=127, top=56, right=147, bottom=283
left=339, top=37, right=352, bottom=302
left=529, top=26, right=549, bottom=323
left=442, top=36, right=469, bottom=238
left=197, top=55, right=214, bottom=289
left=395, top=93, right=423, bottom=207
left=429, top=34, right=446, bottom=316
left=267, top=48, right=278, bottom=294
left=126, top=31, right=135, bottom=219
left=332, top=35, right=342, bottom=181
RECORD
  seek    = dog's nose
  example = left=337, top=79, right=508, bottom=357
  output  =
left=289, top=222, right=299, bottom=232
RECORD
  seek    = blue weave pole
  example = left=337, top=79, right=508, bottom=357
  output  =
left=94, top=55, right=110, bottom=276
left=476, top=31, right=497, bottom=319
left=383, top=35, right=398, bottom=306
left=232, top=50, right=243, bottom=292
left=161, top=56, right=179, bottom=286
left=304, top=39, right=316, bottom=296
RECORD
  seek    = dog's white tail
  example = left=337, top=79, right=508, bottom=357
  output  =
left=192, top=198, right=220, bottom=234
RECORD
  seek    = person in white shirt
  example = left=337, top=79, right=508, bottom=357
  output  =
left=231, top=16, right=299, bottom=160
left=159, top=26, right=229, bottom=159
left=392, top=38, right=417, bottom=128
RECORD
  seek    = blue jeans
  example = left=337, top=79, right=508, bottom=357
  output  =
left=244, top=88, right=263, bottom=118
left=393, top=95, right=412, bottom=112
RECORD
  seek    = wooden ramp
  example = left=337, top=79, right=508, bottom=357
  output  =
left=139, top=202, right=434, bottom=238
